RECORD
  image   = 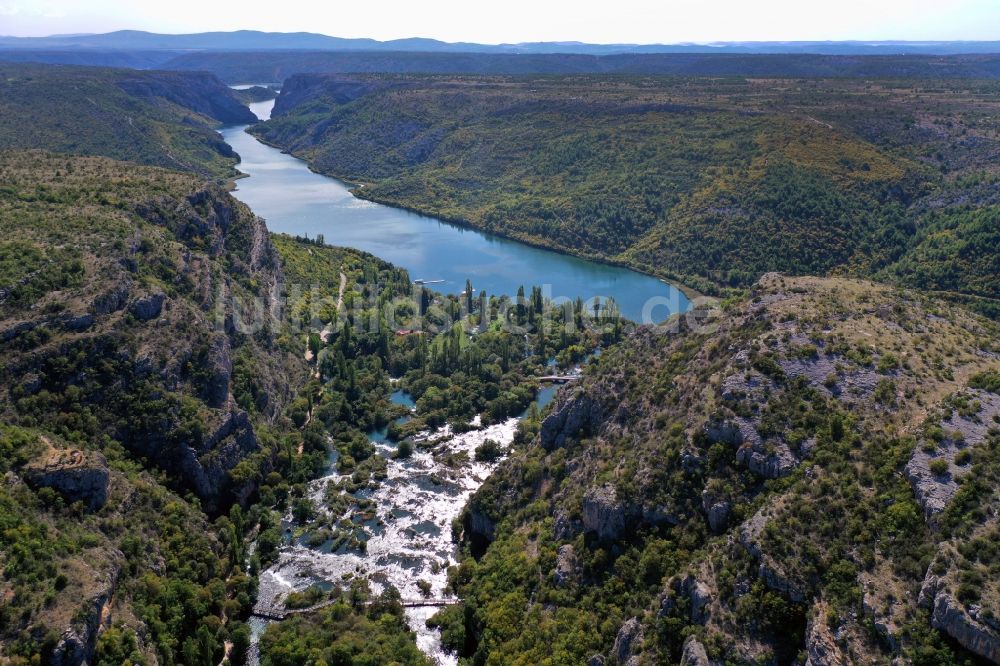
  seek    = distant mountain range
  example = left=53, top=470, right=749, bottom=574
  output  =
left=2, top=30, right=1000, bottom=55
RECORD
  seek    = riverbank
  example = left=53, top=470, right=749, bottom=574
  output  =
left=221, top=119, right=692, bottom=323
left=242, top=125, right=708, bottom=304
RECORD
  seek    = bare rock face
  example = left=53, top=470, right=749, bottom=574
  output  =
left=906, top=390, right=1000, bottom=520
left=682, top=575, right=712, bottom=625
left=91, top=278, right=132, bottom=315
left=612, top=617, right=644, bottom=665
left=555, top=544, right=578, bottom=587
left=904, top=449, right=959, bottom=519
left=60, top=313, right=94, bottom=332
left=129, top=291, right=165, bottom=321
left=583, top=484, right=630, bottom=541
left=23, top=449, right=110, bottom=511
left=738, top=506, right=807, bottom=603
left=661, top=574, right=713, bottom=625
left=540, top=389, right=605, bottom=450
left=183, top=408, right=259, bottom=507
left=50, top=553, right=122, bottom=666
left=704, top=418, right=759, bottom=447
left=680, top=637, right=711, bottom=666
left=553, top=509, right=582, bottom=541
left=465, top=503, right=497, bottom=543
left=701, top=487, right=731, bottom=533
left=804, top=606, right=849, bottom=666
left=706, top=501, right=731, bottom=532
left=930, top=591, right=1000, bottom=663
left=705, top=417, right=797, bottom=479
left=736, top=439, right=798, bottom=479
left=721, top=370, right=768, bottom=402
left=205, top=333, right=233, bottom=408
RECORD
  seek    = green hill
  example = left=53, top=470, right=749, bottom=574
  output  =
left=252, top=74, right=1000, bottom=305
left=0, top=63, right=255, bottom=180
left=0, top=151, right=301, bottom=663
left=445, top=274, right=1000, bottom=664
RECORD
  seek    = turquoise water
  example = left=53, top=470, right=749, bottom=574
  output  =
left=368, top=390, right=415, bottom=444
left=219, top=100, right=690, bottom=323
left=534, top=385, right=559, bottom=410
left=389, top=389, right=416, bottom=409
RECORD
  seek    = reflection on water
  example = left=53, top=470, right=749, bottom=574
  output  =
left=368, top=390, right=416, bottom=444
left=221, top=100, right=690, bottom=323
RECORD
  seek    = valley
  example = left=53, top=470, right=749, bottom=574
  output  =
left=252, top=74, right=1000, bottom=310
left=0, top=38, right=999, bottom=666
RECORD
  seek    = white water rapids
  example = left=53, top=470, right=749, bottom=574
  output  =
left=248, top=416, right=521, bottom=665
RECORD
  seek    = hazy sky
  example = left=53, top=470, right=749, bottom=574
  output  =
left=1, top=0, right=998, bottom=42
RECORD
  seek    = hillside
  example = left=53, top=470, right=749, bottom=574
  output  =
left=0, top=150, right=554, bottom=665
left=0, top=151, right=308, bottom=664
left=251, top=74, right=1000, bottom=305
left=440, top=274, right=1000, bottom=664
left=0, top=151, right=305, bottom=506
left=0, top=63, right=255, bottom=179
left=161, top=51, right=1000, bottom=84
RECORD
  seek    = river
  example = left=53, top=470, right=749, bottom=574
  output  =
left=220, top=99, right=690, bottom=323
left=223, top=98, right=686, bottom=665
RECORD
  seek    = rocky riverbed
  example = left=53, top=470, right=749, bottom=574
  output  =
left=250, top=415, right=521, bottom=665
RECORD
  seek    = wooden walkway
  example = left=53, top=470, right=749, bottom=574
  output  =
left=538, top=375, right=580, bottom=383
left=253, top=597, right=459, bottom=621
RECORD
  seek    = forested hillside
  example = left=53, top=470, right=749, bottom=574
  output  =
left=0, top=149, right=619, bottom=664
left=0, top=152, right=307, bottom=663
left=159, top=51, right=1000, bottom=84
left=0, top=63, right=255, bottom=179
left=441, top=274, right=1000, bottom=664
left=252, top=74, right=1000, bottom=308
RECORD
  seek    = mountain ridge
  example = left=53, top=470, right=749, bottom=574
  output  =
left=3, top=30, right=1000, bottom=55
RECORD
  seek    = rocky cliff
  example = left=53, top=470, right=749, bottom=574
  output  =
left=450, top=274, right=1000, bottom=664
left=0, top=152, right=312, bottom=665
left=269, top=74, right=408, bottom=118
left=116, top=69, right=257, bottom=124
left=0, top=62, right=254, bottom=179
left=0, top=152, right=304, bottom=509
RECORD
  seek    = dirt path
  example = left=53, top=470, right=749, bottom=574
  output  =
left=321, top=272, right=348, bottom=343
left=336, top=271, right=347, bottom=312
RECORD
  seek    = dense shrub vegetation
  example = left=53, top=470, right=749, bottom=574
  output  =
left=432, top=275, right=1000, bottom=664
left=254, top=75, right=1000, bottom=303
left=0, top=63, right=254, bottom=179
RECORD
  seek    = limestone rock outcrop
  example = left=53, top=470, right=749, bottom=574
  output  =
left=612, top=617, right=643, bottom=665
left=555, top=544, right=578, bottom=587
left=540, top=389, right=605, bottom=450
left=583, top=484, right=631, bottom=541
left=128, top=291, right=165, bottom=321
left=680, top=637, right=711, bottom=666
left=929, top=590, right=1000, bottom=663
left=804, top=605, right=849, bottom=666
left=50, top=552, right=122, bottom=666
left=23, top=449, right=110, bottom=511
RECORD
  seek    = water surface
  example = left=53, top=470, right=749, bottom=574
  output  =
left=221, top=100, right=690, bottom=322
